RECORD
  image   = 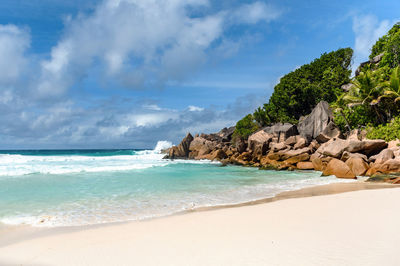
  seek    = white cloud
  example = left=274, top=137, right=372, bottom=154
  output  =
left=188, top=105, right=204, bottom=112
left=352, top=15, right=392, bottom=61
left=0, top=1, right=282, bottom=148
left=143, top=104, right=162, bottom=111
left=0, top=25, right=30, bottom=85
left=230, top=2, right=282, bottom=25
left=36, top=0, right=281, bottom=95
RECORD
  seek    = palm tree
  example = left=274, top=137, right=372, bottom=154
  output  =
left=377, top=66, right=400, bottom=120
left=343, top=71, right=385, bottom=123
left=331, top=93, right=352, bottom=132
left=379, top=66, right=400, bottom=101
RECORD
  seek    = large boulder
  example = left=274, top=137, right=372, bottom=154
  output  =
left=203, top=149, right=227, bottom=161
left=297, top=101, right=341, bottom=142
left=189, top=137, right=207, bottom=152
left=369, top=148, right=394, bottom=164
left=312, top=158, right=325, bottom=171
left=216, top=126, right=235, bottom=142
left=322, top=158, right=356, bottom=179
left=370, top=53, right=384, bottom=64
left=345, top=157, right=369, bottom=176
left=317, top=139, right=348, bottom=158
left=297, top=161, right=314, bottom=170
left=294, top=136, right=307, bottom=149
left=368, top=159, right=400, bottom=175
left=248, top=130, right=273, bottom=157
left=270, top=142, right=287, bottom=152
left=340, top=151, right=367, bottom=162
left=234, top=138, right=247, bottom=154
left=284, top=136, right=297, bottom=146
left=345, top=139, right=388, bottom=156
left=318, top=139, right=388, bottom=158
left=166, top=133, right=194, bottom=159
left=280, top=147, right=311, bottom=160
left=283, top=153, right=310, bottom=165
left=262, top=123, right=298, bottom=142
left=315, top=121, right=342, bottom=143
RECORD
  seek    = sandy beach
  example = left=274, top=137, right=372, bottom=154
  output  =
left=1, top=182, right=399, bottom=266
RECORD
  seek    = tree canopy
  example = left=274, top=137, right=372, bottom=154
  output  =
left=254, top=47, right=353, bottom=126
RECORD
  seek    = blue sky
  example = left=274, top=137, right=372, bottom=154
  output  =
left=0, top=0, right=399, bottom=149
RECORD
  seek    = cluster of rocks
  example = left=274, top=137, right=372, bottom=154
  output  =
left=164, top=101, right=400, bottom=183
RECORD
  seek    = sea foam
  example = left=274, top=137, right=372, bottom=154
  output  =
left=0, top=141, right=211, bottom=177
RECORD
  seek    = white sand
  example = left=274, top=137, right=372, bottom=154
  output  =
left=1, top=187, right=400, bottom=266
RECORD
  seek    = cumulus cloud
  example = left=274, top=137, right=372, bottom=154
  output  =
left=229, top=1, right=281, bottom=25
left=352, top=15, right=392, bottom=66
left=188, top=105, right=204, bottom=112
left=0, top=0, right=281, bottom=148
left=36, top=0, right=281, bottom=94
left=0, top=25, right=30, bottom=85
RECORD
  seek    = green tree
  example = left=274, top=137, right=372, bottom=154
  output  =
left=233, top=114, right=258, bottom=140
left=253, top=48, right=353, bottom=124
left=370, top=22, right=400, bottom=68
left=342, top=71, right=384, bottom=123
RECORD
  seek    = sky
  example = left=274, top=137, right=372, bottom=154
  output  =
left=0, top=0, right=399, bottom=149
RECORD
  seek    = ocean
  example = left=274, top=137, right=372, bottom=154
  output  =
left=0, top=141, right=350, bottom=227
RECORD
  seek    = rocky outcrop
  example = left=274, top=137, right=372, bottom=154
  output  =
left=166, top=133, right=194, bottom=159
left=322, top=158, right=356, bottom=179
left=248, top=130, right=273, bottom=157
left=355, top=53, right=384, bottom=76
left=297, top=161, right=314, bottom=170
left=317, top=139, right=388, bottom=159
left=341, top=83, right=354, bottom=92
left=370, top=149, right=394, bottom=164
left=163, top=99, right=399, bottom=183
left=370, top=53, right=384, bottom=64
left=262, top=123, right=298, bottom=142
left=297, top=101, right=341, bottom=142
left=345, top=157, right=369, bottom=176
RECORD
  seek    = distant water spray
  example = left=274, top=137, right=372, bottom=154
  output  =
left=153, top=141, right=173, bottom=153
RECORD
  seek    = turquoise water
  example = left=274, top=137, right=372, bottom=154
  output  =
left=0, top=142, right=349, bottom=227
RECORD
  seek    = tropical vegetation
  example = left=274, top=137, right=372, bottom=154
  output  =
left=234, top=22, right=400, bottom=141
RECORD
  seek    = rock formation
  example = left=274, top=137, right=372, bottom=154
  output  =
left=164, top=100, right=400, bottom=182
left=297, top=101, right=341, bottom=142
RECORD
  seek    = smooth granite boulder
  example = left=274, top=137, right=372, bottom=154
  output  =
left=317, top=139, right=347, bottom=158
left=262, top=123, right=298, bottom=142
left=345, top=139, right=388, bottom=156
left=297, top=161, right=314, bottom=170
left=370, top=148, right=394, bottom=164
left=297, top=101, right=341, bottom=142
left=318, top=139, right=388, bottom=158
left=315, top=121, right=342, bottom=143
left=323, top=158, right=356, bottom=179
left=368, top=159, right=400, bottom=175
left=294, top=136, right=307, bottom=149
left=345, top=157, right=369, bottom=176
left=284, top=136, right=297, bottom=146
left=340, top=151, right=367, bottom=162
left=370, top=53, right=384, bottom=64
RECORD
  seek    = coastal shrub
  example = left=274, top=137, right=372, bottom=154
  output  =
left=233, top=114, right=258, bottom=140
left=251, top=47, right=353, bottom=124
left=366, top=116, right=400, bottom=141
left=333, top=105, right=375, bottom=132
left=370, top=22, right=400, bottom=68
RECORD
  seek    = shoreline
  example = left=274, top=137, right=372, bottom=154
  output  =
left=1, top=180, right=397, bottom=248
left=1, top=182, right=400, bottom=265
